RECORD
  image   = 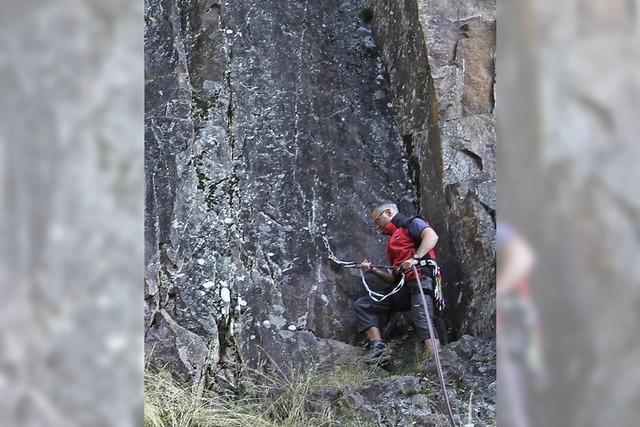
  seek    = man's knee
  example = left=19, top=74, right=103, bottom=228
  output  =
left=411, top=299, right=438, bottom=341
left=353, top=296, right=371, bottom=314
left=353, top=296, right=381, bottom=334
left=413, top=277, right=434, bottom=293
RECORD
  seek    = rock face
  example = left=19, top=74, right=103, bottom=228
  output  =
left=144, top=0, right=496, bottom=419
left=146, top=0, right=420, bottom=382
left=370, top=0, right=496, bottom=336
left=308, top=335, right=496, bottom=426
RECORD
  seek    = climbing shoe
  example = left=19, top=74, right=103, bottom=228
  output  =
left=365, top=340, right=392, bottom=366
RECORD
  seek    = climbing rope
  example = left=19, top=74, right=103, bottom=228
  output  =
left=413, top=265, right=456, bottom=427
left=323, top=236, right=395, bottom=269
left=323, top=237, right=406, bottom=302
left=358, top=269, right=406, bottom=303
left=323, top=236, right=447, bottom=309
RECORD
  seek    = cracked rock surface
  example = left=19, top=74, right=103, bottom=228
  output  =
left=145, top=0, right=418, bottom=383
left=304, top=335, right=496, bottom=426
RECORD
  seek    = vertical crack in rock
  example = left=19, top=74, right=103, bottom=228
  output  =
left=225, top=40, right=236, bottom=161
left=402, top=133, right=422, bottom=210
left=216, top=19, right=251, bottom=386
left=292, top=0, right=312, bottom=238
left=292, top=0, right=310, bottom=149
left=369, top=0, right=496, bottom=336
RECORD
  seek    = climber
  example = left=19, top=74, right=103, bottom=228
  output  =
left=353, top=202, right=441, bottom=366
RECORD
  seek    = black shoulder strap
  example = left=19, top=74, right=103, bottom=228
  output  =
left=390, top=212, right=412, bottom=228
left=395, top=213, right=439, bottom=262
left=391, top=213, right=428, bottom=246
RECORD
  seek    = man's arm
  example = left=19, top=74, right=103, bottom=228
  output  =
left=400, top=227, right=438, bottom=271
left=360, top=260, right=398, bottom=284
left=414, top=227, right=438, bottom=259
left=497, top=236, right=534, bottom=296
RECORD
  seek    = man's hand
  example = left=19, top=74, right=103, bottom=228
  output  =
left=401, top=258, right=419, bottom=272
left=360, top=259, right=373, bottom=272
left=362, top=260, right=397, bottom=285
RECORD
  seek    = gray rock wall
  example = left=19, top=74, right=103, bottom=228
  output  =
left=144, top=0, right=496, bottom=385
left=370, top=0, right=496, bottom=336
left=145, top=0, right=420, bottom=383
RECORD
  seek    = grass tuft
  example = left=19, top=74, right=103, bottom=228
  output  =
left=144, top=356, right=376, bottom=427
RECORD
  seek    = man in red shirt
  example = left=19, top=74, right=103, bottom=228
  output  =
left=354, top=202, right=441, bottom=365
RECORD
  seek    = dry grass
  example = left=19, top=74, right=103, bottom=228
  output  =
left=144, top=369, right=270, bottom=427
left=144, top=354, right=480, bottom=427
left=144, top=359, right=374, bottom=427
left=310, top=354, right=380, bottom=390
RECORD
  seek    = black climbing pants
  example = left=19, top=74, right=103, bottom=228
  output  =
left=353, top=275, right=439, bottom=341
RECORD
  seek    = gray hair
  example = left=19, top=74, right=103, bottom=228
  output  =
left=373, top=202, right=398, bottom=214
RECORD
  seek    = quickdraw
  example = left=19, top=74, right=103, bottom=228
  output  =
left=427, top=259, right=446, bottom=311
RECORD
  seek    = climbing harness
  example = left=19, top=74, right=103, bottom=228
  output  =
left=414, top=257, right=446, bottom=311
left=413, top=265, right=457, bottom=427
left=323, top=237, right=406, bottom=302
